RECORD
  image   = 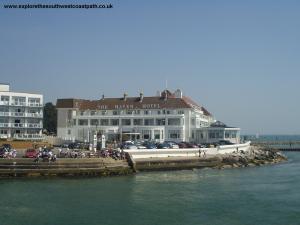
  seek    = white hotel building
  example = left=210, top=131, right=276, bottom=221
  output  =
left=0, top=84, right=43, bottom=140
left=56, top=90, right=240, bottom=144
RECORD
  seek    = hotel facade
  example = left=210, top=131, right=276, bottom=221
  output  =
left=56, top=89, right=240, bottom=144
left=0, top=84, right=43, bottom=140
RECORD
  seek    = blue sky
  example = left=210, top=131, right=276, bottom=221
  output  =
left=1, top=0, right=300, bottom=134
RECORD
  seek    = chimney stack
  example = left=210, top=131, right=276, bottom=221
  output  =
left=139, top=92, right=144, bottom=102
left=123, top=92, right=128, bottom=101
left=101, top=94, right=105, bottom=100
left=164, top=90, right=168, bottom=101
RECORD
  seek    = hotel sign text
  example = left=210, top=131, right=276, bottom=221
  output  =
left=97, top=104, right=160, bottom=110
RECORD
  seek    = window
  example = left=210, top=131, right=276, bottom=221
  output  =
left=101, top=110, right=107, bottom=115
left=0, top=107, right=9, bottom=112
left=0, top=96, right=9, bottom=102
left=80, top=111, right=85, bottom=116
left=191, top=118, right=196, bottom=126
left=126, top=110, right=133, bottom=115
left=142, top=130, right=151, bottom=140
left=156, top=118, right=165, bottom=126
left=144, top=119, right=154, bottom=126
left=133, top=119, right=143, bottom=126
left=100, top=119, right=109, bottom=126
left=111, top=119, right=119, bottom=126
left=68, top=130, right=71, bottom=135
left=192, top=131, right=195, bottom=139
left=78, top=119, right=88, bottom=126
left=113, top=110, right=119, bottom=115
left=157, top=110, right=161, bottom=115
left=121, top=119, right=131, bottom=126
left=178, top=110, right=184, bottom=115
left=209, top=132, right=218, bottom=139
left=134, top=110, right=140, bottom=115
left=154, top=130, right=160, bottom=139
left=90, top=119, right=99, bottom=126
left=168, top=130, right=181, bottom=139
left=144, top=110, right=149, bottom=115
left=0, top=130, right=8, bottom=134
left=168, top=118, right=181, bottom=126
left=90, top=111, right=96, bottom=116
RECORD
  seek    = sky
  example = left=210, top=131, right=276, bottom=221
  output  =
left=1, top=0, right=300, bottom=135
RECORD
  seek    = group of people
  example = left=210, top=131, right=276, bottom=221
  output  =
left=34, top=147, right=57, bottom=163
left=2, top=149, right=17, bottom=158
left=198, top=149, right=207, bottom=158
left=98, top=149, right=126, bottom=160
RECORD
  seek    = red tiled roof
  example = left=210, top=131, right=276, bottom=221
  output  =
left=56, top=90, right=213, bottom=116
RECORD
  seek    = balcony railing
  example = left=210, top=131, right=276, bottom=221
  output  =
left=0, top=101, right=9, bottom=106
left=0, top=102, right=43, bottom=107
left=0, top=123, right=42, bottom=128
left=0, top=123, right=9, bottom=128
left=27, top=123, right=42, bottom=128
left=10, top=112, right=25, bottom=117
left=0, top=112, right=43, bottom=117
left=13, top=134, right=44, bottom=140
left=12, top=123, right=25, bottom=128
left=26, top=113, right=43, bottom=118
left=28, top=103, right=43, bottom=107
left=0, top=112, right=9, bottom=116
left=11, top=102, right=26, bottom=106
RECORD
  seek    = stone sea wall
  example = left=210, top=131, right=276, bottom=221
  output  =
left=215, top=145, right=287, bottom=169
left=0, top=145, right=287, bottom=178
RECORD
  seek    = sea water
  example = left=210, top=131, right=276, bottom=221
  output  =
left=0, top=151, right=300, bottom=225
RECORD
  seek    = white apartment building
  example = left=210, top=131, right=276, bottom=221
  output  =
left=0, top=84, right=43, bottom=140
left=56, top=89, right=240, bottom=144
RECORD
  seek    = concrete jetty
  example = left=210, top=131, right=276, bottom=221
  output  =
left=0, top=145, right=287, bottom=178
left=0, top=158, right=132, bottom=178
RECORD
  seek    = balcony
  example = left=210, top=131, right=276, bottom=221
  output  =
left=0, top=112, right=43, bottom=118
left=12, top=123, right=26, bottom=128
left=0, top=123, right=42, bottom=128
left=10, top=112, right=25, bottom=117
left=26, top=113, right=43, bottom=118
left=13, top=134, right=44, bottom=140
left=27, top=123, right=42, bottom=128
left=0, top=112, right=9, bottom=117
left=0, top=101, right=9, bottom=106
left=10, top=102, right=26, bottom=106
left=28, top=103, right=43, bottom=107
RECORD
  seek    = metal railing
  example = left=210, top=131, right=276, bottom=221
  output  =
left=0, top=112, right=43, bottom=117
left=13, top=134, right=44, bottom=140
left=0, top=123, right=42, bottom=128
left=0, top=102, right=43, bottom=107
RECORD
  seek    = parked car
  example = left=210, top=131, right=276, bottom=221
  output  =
left=178, top=142, right=188, bottom=148
left=144, top=143, right=157, bottom=149
left=156, top=142, right=170, bottom=149
left=186, top=142, right=199, bottom=148
left=218, top=140, right=234, bottom=146
left=178, top=142, right=198, bottom=148
left=141, top=141, right=157, bottom=149
left=164, top=141, right=179, bottom=149
left=135, top=141, right=147, bottom=149
left=120, top=141, right=138, bottom=150
left=25, top=149, right=38, bottom=158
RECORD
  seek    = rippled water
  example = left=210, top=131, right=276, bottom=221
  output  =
left=0, top=152, right=300, bottom=225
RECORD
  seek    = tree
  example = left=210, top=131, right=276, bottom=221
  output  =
left=43, top=102, right=57, bottom=135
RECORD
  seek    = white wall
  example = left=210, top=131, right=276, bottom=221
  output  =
left=125, top=142, right=251, bottom=159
